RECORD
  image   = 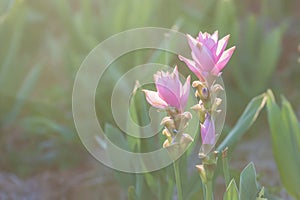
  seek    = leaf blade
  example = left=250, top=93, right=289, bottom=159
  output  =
left=217, top=93, right=267, bottom=151
left=223, top=179, right=239, bottom=200
left=266, top=90, right=300, bottom=199
left=239, top=162, right=259, bottom=200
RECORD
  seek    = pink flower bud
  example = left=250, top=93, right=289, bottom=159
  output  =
left=201, top=114, right=215, bottom=145
left=143, top=66, right=190, bottom=112
left=179, top=31, right=235, bottom=80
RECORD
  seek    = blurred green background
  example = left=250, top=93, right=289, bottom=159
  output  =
left=0, top=0, right=299, bottom=199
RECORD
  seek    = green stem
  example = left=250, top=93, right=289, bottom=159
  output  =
left=173, top=160, right=183, bottom=200
left=222, top=147, right=230, bottom=187
left=205, top=180, right=213, bottom=200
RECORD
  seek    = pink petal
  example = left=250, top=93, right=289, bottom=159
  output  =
left=180, top=75, right=190, bottom=111
left=212, top=46, right=236, bottom=75
left=202, top=32, right=209, bottom=40
left=196, top=45, right=215, bottom=71
left=178, top=55, right=205, bottom=81
left=203, top=38, right=217, bottom=50
left=155, top=69, right=181, bottom=110
left=187, top=34, right=201, bottom=53
left=186, top=35, right=215, bottom=71
left=211, top=31, right=219, bottom=43
left=198, top=31, right=204, bottom=41
left=172, top=66, right=180, bottom=83
left=173, top=66, right=179, bottom=76
left=201, top=115, right=215, bottom=145
left=210, top=43, right=219, bottom=62
left=216, top=34, right=230, bottom=60
left=142, top=90, right=168, bottom=109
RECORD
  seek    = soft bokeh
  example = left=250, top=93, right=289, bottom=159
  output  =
left=0, top=0, right=299, bottom=199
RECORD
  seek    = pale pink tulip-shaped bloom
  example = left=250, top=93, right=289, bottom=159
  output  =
left=143, top=66, right=190, bottom=112
left=201, top=114, right=215, bottom=145
left=179, top=31, right=236, bottom=80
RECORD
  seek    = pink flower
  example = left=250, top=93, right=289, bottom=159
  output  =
left=143, top=66, right=190, bottom=112
left=179, top=31, right=236, bottom=80
left=201, top=114, right=215, bottom=145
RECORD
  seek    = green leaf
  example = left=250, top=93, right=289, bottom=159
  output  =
left=4, top=64, right=42, bottom=126
left=126, top=81, right=142, bottom=152
left=266, top=90, right=300, bottom=199
left=222, top=147, right=231, bottom=187
left=239, top=162, right=259, bottom=200
left=183, top=171, right=203, bottom=200
left=128, top=186, right=137, bottom=200
left=104, top=124, right=134, bottom=188
left=21, top=117, right=75, bottom=141
left=123, top=82, right=170, bottom=200
left=281, top=96, right=300, bottom=153
left=105, top=123, right=130, bottom=151
left=223, top=179, right=239, bottom=200
left=135, top=174, right=144, bottom=199
left=143, top=172, right=157, bottom=195
left=217, top=93, right=267, bottom=151
left=0, top=0, right=25, bottom=86
left=214, top=0, right=238, bottom=35
left=126, top=81, right=162, bottom=153
left=257, top=27, right=283, bottom=89
left=256, top=187, right=267, bottom=200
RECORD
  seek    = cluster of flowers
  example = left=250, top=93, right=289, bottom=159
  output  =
left=143, top=31, right=235, bottom=154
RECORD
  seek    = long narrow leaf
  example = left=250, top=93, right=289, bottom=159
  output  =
left=239, top=162, right=259, bottom=200
left=266, top=90, right=300, bottom=199
left=217, top=93, right=267, bottom=151
left=4, top=64, right=42, bottom=126
left=104, top=124, right=134, bottom=188
left=223, top=179, right=239, bottom=200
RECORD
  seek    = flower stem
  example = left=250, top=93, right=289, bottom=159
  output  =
left=205, top=180, right=213, bottom=200
left=222, top=147, right=230, bottom=187
left=173, top=159, right=183, bottom=200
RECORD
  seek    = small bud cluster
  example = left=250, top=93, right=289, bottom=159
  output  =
left=161, top=108, right=193, bottom=149
left=191, top=79, right=224, bottom=149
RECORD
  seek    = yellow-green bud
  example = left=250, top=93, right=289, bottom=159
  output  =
left=192, top=81, right=210, bottom=101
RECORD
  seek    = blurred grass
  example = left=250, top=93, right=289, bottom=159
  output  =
left=0, top=0, right=299, bottom=198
